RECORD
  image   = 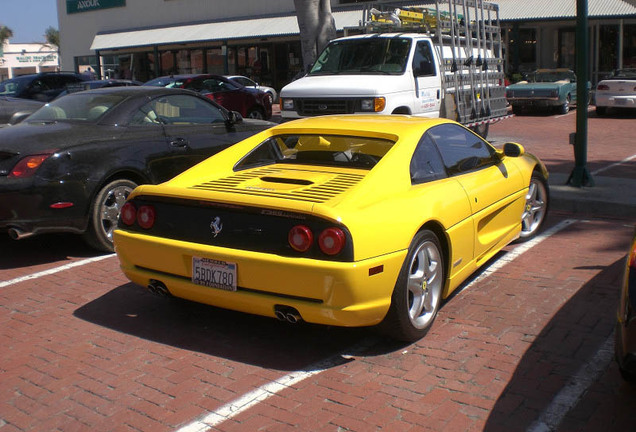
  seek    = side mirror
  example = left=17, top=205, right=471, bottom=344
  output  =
left=225, top=110, right=243, bottom=126
left=9, top=111, right=33, bottom=125
left=503, top=142, right=525, bottom=157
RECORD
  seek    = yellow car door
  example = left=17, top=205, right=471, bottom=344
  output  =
left=427, top=123, right=525, bottom=262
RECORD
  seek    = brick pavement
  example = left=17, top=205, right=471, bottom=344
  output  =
left=1, top=214, right=634, bottom=431
left=2, top=108, right=635, bottom=431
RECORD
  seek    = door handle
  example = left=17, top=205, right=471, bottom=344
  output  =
left=169, top=137, right=189, bottom=148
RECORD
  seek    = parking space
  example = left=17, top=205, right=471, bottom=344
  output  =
left=1, top=110, right=635, bottom=431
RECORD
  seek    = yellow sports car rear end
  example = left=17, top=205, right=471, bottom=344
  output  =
left=114, top=115, right=549, bottom=341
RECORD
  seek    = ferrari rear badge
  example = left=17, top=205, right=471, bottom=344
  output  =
left=210, top=217, right=223, bottom=237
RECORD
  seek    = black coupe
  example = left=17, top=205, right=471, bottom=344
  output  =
left=0, top=86, right=274, bottom=251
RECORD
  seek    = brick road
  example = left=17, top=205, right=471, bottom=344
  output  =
left=1, top=109, right=635, bottom=431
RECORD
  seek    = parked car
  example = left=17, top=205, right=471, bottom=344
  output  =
left=225, top=75, right=277, bottom=104
left=144, top=74, right=272, bottom=120
left=113, top=115, right=549, bottom=342
left=595, top=68, right=636, bottom=116
left=616, top=226, right=636, bottom=385
left=0, top=96, right=44, bottom=124
left=506, top=69, right=578, bottom=115
left=0, top=72, right=87, bottom=102
left=0, top=86, right=274, bottom=251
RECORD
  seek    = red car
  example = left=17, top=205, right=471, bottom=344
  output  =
left=144, top=74, right=272, bottom=120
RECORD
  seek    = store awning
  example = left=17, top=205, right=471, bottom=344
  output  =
left=90, top=10, right=363, bottom=51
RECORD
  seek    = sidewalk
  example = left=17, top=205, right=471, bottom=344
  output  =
left=549, top=172, right=636, bottom=219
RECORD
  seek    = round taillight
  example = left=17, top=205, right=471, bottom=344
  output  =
left=289, top=225, right=313, bottom=252
left=120, top=202, right=137, bottom=226
left=137, top=205, right=156, bottom=229
left=318, top=227, right=346, bottom=256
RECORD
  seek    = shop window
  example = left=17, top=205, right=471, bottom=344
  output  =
left=206, top=47, right=225, bottom=75
left=624, top=24, right=636, bottom=68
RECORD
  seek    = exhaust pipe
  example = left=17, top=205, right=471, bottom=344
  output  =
left=274, top=305, right=302, bottom=324
left=8, top=228, right=34, bottom=240
left=147, top=279, right=171, bottom=297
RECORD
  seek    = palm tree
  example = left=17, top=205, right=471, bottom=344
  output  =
left=0, top=25, right=13, bottom=56
left=44, top=27, right=59, bottom=49
left=293, top=0, right=336, bottom=73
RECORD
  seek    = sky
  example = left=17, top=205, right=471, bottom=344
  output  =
left=1, top=0, right=59, bottom=43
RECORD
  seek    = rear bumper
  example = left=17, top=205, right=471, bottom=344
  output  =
left=114, top=229, right=407, bottom=327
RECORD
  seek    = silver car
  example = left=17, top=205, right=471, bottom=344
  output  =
left=595, top=69, right=636, bottom=116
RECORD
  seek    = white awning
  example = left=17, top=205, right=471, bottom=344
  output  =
left=90, top=10, right=363, bottom=51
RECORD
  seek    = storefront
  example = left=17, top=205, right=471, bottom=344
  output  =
left=0, top=42, right=59, bottom=81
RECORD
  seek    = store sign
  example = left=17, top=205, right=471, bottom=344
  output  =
left=66, top=0, right=126, bottom=14
left=16, top=55, right=58, bottom=63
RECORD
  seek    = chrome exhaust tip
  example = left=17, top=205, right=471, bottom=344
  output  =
left=8, top=228, right=33, bottom=240
left=274, top=305, right=302, bottom=324
left=147, top=279, right=171, bottom=297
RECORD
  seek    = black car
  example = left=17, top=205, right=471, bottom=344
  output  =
left=616, top=226, right=636, bottom=384
left=0, top=86, right=274, bottom=251
left=0, top=72, right=87, bottom=102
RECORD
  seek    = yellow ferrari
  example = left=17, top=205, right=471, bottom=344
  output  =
left=114, top=115, right=549, bottom=341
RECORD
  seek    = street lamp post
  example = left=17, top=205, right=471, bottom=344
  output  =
left=567, top=0, right=594, bottom=187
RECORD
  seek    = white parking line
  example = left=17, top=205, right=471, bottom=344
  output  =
left=461, top=219, right=577, bottom=290
left=527, top=335, right=614, bottom=432
left=175, top=338, right=377, bottom=432
left=0, top=254, right=115, bottom=288
left=177, top=219, right=578, bottom=431
left=592, top=154, right=636, bottom=176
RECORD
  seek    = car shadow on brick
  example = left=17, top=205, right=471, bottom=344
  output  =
left=483, top=257, right=636, bottom=431
left=0, top=233, right=103, bottom=269
left=73, top=281, right=383, bottom=371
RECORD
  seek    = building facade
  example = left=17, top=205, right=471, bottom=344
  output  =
left=0, top=42, right=59, bottom=81
left=56, top=0, right=636, bottom=91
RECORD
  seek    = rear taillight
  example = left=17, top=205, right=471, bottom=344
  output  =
left=120, top=202, right=137, bottom=226
left=9, top=154, right=52, bottom=178
left=137, top=205, right=156, bottom=229
left=288, top=225, right=313, bottom=252
left=318, top=227, right=346, bottom=256
left=597, top=84, right=609, bottom=91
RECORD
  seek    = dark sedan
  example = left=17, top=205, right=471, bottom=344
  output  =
left=616, top=226, right=636, bottom=385
left=0, top=86, right=274, bottom=251
left=144, top=74, right=272, bottom=120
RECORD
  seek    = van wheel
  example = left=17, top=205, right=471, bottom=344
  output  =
left=380, top=230, right=445, bottom=342
left=471, top=123, right=489, bottom=139
left=83, top=179, right=137, bottom=252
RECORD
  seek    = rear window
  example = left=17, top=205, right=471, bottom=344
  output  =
left=235, top=134, right=395, bottom=170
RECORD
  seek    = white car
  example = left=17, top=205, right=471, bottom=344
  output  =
left=595, top=68, right=636, bottom=115
left=225, top=75, right=277, bottom=104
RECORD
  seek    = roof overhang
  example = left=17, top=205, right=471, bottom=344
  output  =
left=90, top=10, right=363, bottom=51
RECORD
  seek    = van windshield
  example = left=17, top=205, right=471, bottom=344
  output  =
left=309, top=37, right=411, bottom=75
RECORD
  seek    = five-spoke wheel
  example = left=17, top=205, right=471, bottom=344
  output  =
left=84, top=179, right=137, bottom=252
left=519, top=174, right=549, bottom=241
left=381, top=230, right=445, bottom=342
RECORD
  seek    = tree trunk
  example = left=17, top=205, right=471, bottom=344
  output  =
left=294, top=0, right=336, bottom=73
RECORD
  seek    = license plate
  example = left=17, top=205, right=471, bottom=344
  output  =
left=616, top=99, right=626, bottom=105
left=192, top=257, right=237, bottom=291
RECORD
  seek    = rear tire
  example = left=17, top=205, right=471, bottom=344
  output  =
left=596, top=106, right=607, bottom=116
left=247, top=107, right=264, bottom=119
left=380, top=230, right=445, bottom=342
left=83, top=179, right=137, bottom=252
